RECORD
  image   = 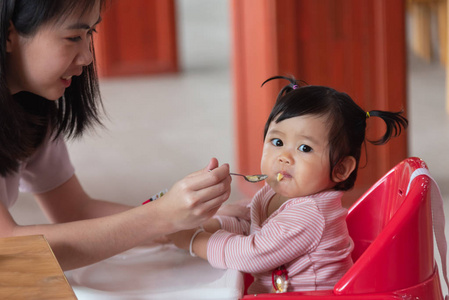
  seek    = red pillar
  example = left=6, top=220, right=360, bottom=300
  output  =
left=94, top=0, right=178, bottom=77
left=231, top=0, right=408, bottom=205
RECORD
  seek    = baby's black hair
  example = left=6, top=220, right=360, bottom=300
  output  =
left=262, top=75, right=408, bottom=191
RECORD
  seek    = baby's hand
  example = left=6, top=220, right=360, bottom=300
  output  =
left=216, top=199, right=251, bottom=220
left=167, top=228, right=197, bottom=250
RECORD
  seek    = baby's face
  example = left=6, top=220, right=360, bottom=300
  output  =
left=261, top=114, right=335, bottom=199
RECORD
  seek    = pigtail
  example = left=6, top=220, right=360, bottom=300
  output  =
left=261, top=75, right=307, bottom=102
left=366, top=110, right=408, bottom=145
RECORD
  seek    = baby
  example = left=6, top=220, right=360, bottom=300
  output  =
left=168, top=75, right=408, bottom=294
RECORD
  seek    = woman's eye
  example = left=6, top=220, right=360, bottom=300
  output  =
left=67, top=29, right=97, bottom=42
left=88, top=28, right=98, bottom=36
left=67, top=36, right=82, bottom=42
left=271, top=138, right=283, bottom=147
left=298, top=144, right=312, bottom=152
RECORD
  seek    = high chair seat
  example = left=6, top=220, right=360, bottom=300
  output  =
left=241, top=157, right=445, bottom=299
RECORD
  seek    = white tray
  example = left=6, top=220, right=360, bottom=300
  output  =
left=65, top=244, right=243, bottom=300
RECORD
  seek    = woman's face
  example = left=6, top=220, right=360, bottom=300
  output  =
left=6, top=1, right=101, bottom=100
left=261, top=114, right=336, bottom=199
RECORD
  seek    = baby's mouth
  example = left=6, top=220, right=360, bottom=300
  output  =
left=276, top=171, right=291, bottom=182
left=277, top=173, right=284, bottom=182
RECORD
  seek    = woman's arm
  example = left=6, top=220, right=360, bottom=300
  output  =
left=1, top=158, right=231, bottom=270
left=35, top=175, right=133, bottom=223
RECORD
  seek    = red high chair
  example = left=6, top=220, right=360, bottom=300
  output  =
left=241, top=157, right=445, bottom=299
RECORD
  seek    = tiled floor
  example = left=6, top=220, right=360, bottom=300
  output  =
left=9, top=0, right=449, bottom=295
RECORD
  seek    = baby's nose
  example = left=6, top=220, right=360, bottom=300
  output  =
left=278, top=155, right=291, bottom=164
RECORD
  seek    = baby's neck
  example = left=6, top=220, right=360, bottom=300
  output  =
left=266, top=193, right=290, bottom=219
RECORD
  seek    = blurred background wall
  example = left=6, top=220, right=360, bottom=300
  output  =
left=12, top=0, right=448, bottom=223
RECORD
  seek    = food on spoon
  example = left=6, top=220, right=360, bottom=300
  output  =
left=277, top=173, right=284, bottom=182
left=245, top=175, right=259, bottom=182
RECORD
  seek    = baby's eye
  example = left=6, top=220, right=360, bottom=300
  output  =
left=298, top=144, right=312, bottom=152
left=271, top=138, right=283, bottom=147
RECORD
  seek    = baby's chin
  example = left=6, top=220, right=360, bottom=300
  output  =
left=269, top=183, right=299, bottom=199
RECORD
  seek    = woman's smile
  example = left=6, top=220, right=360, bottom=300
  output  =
left=61, top=76, right=72, bottom=88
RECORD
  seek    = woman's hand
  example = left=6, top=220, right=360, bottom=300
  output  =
left=155, top=158, right=232, bottom=232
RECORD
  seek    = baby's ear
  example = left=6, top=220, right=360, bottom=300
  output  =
left=332, top=156, right=356, bottom=183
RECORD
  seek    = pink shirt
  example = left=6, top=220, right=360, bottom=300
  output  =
left=208, top=185, right=354, bottom=294
left=0, top=136, right=75, bottom=208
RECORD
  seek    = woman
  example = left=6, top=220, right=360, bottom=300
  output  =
left=0, top=0, right=231, bottom=270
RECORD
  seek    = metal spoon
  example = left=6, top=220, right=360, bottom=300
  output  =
left=230, top=173, right=268, bottom=183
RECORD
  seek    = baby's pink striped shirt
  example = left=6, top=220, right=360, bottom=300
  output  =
left=208, top=185, right=354, bottom=294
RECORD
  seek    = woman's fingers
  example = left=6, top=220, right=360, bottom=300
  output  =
left=185, top=162, right=231, bottom=193
left=186, top=157, right=219, bottom=178
left=161, top=159, right=232, bottom=230
left=206, top=157, right=219, bottom=171
left=188, top=178, right=231, bottom=212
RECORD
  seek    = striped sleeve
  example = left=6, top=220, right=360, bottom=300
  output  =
left=207, top=200, right=325, bottom=273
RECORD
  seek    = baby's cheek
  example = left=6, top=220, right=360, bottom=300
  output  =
left=260, top=154, right=269, bottom=174
left=265, top=177, right=276, bottom=188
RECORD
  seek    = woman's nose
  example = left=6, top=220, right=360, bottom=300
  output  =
left=77, top=40, right=93, bottom=66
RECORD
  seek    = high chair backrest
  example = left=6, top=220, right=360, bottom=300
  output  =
left=334, top=157, right=434, bottom=294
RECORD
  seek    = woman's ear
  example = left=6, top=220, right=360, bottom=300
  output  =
left=6, top=22, right=18, bottom=53
left=332, top=156, right=356, bottom=183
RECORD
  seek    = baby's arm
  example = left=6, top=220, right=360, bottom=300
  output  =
left=216, top=197, right=251, bottom=220
left=169, top=215, right=251, bottom=259
left=203, top=218, right=221, bottom=233
left=167, top=218, right=220, bottom=258
left=167, top=228, right=211, bottom=259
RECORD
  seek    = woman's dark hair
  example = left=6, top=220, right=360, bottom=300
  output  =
left=0, top=0, right=107, bottom=176
left=262, top=75, right=408, bottom=191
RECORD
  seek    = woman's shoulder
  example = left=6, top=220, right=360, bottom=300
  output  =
left=20, top=134, right=74, bottom=194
